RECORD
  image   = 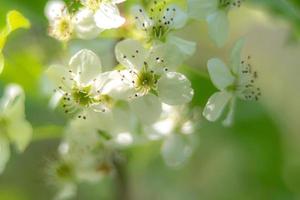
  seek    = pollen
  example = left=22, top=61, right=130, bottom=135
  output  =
left=50, top=16, right=74, bottom=42
left=84, top=0, right=102, bottom=12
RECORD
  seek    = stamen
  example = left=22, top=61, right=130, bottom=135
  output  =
left=236, top=55, right=261, bottom=101
left=134, top=1, right=179, bottom=41
left=218, top=0, right=244, bottom=9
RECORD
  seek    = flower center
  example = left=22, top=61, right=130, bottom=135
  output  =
left=135, top=69, right=158, bottom=94
left=84, top=0, right=102, bottom=11
left=71, top=85, right=94, bottom=107
left=51, top=16, right=74, bottom=41
left=150, top=25, right=169, bottom=41
left=55, top=162, right=74, bottom=181
left=134, top=1, right=179, bottom=42
left=59, top=19, right=71, bottom=33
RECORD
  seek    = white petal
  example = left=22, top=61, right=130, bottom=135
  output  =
left=203, top=91, right=232, bottom=122
left=207, top=10, right=229, bottom=47
left=7, top=120, right=32, bottom=152
left=0, top=84, right=23, bottom=108
left=111, top=103, right=136, bottom=133
left=166, top=35, right=196, bottom=58
left=111, top=0, right=126, bottom=4
left=74, top=8, right=103, bottom=39
left=1, top=84, right=25, bottom=120
left=187, top=0, right=218, bottom=20
left=147, top=43, right=182, bottom=74
left=207, top=58, right=235, bottom=90
left=49, top=91, right=63, bottom=109
left=129, top=94, right=162, bottom=125
left=222, top=98, right=236, bottom=127
left=55, top=183, right=77, bottom=200
left=230, top=38, right=245, bottom=75
left=46, top=64, right=71, bottom=90
left=100, top=70, right=134, bottom=100
left=115, top=132, right=133, bottom=146
left=0, top=137, right=10, bottom=174
left=161, top=134, right=193, bottom=168
left=115, top=39, right=147, bottom=70
left=94, top=3, right=125, bottom=29
left=152, top=118, right=175, bottom=136
left=131, top=5, right=153, bottom=30
left=79, top=110, right=115, bottom=133
left=164, top=5, right=188, bottom=29
left=45, top=0, right=66, bottom=21
left=69, top=49, right=102, bottom=84
left=158, top=72, right=194, bottom=105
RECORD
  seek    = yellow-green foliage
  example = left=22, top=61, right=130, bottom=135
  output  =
left=0, top=10, right=30, bottom=74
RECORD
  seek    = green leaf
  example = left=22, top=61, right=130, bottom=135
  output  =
left=0, top=10, right=30, bottom=74
left=6, top=10, right=31, bottom=33
left=0, top=136, right=10, bottom=174
left=0, top=52, right=4, bottom=74
left=0, top=31, right=7, bottom=51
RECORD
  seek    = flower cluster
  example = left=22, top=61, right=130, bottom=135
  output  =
left=0, top=0, right=262, bottom=197
left=45, top=0, right=126, bottom=42
left=45, top=0, right=260, bottom=198
left=44, top=0, right=200, bottom=197
left=0, top=0, right=261, bottom=193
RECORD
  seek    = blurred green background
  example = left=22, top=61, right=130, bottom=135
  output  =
left=1, top=0, right=300, bottom=199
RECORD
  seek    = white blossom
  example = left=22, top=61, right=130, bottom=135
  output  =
left=188, top=0, right=244, bottom=47
left=144, top=104, right=198, bottom=168
left=115, top=39, right=194, bottom=124
left=132, top=1, right=196, bottom=59
left=0, top=84, right=32, bottom=174
left=46, top=49, right=118, bottom=118
left=203, top=39, right=261, bottom=126
left=80, top=0, right=126, bottom=30
left=45, top=0, right=75, bottom=42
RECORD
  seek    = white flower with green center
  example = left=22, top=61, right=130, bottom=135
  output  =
left=203, top=39, right=261, bottom=126
left=47, top=49, right=116, bottom=118
left=143, top=104, right=197, bottom=168
left=45, top=0, right=75, bottom=42
left=79, top=0, right=126, bottom=30
left=132, top=1, right=196, bottom=58
left=45, top=0, right=105, bottom=41
left=115, top=39, right=194, bottom=124
left=0, top=84, right=32, bottom=174
left=188, top=0, right=244, bottom=47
